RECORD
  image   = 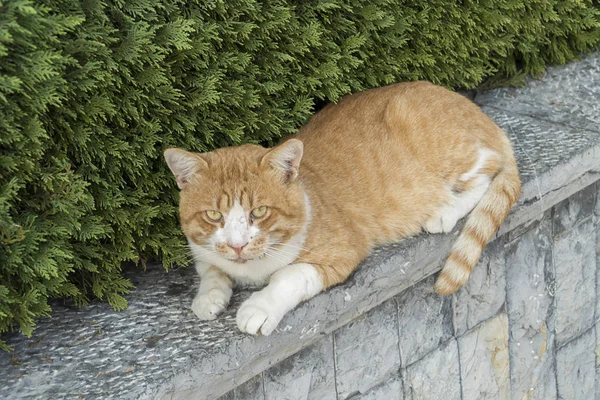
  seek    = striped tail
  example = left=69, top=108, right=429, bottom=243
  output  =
left=435, top=149, right=521, bottom=295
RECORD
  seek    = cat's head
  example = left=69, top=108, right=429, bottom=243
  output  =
left=164, top=139, right=308, bottom=266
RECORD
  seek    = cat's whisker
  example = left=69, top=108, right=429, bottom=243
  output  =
left=262, top=249, right=290, bottom=264
left=269, top=242, right=322, bottom=258
left=264, top=248, right=298, bottom=265
left=190, top=245, right=222, bottom=262
left=263, top=242, right=322, bottom=265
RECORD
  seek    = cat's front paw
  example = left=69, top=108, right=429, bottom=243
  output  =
left=191, top=289, right=230, bottom=320
left=236, top=293, right=283, bottom=336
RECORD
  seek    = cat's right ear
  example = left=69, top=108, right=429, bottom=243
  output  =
left=164, top=148, right=208, bottom=189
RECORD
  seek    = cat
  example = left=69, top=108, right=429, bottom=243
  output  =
left=164, top=81, right=521, bottom=336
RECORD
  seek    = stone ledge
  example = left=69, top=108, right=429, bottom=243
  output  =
left=1, top=53, right=599, bottom=400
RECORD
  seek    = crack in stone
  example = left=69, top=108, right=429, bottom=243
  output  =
left=332, top=334, right=340, bottom=400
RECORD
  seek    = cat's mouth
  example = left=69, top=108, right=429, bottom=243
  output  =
left=229, top=252, right=267, bottom=264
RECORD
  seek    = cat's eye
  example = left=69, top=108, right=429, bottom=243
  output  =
left=250, top=206, right=268, bottom=219
left=205, top=210, right=223, bottom=222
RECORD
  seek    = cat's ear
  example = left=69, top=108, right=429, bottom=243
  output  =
left=164, top=148, right=208, bottom=189
left=261, top=139, right=304, bottom=183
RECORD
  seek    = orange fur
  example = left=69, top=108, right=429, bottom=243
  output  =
left=168, top=81, right=521, bottom=300
left=293, top=82, right=520, bottom=292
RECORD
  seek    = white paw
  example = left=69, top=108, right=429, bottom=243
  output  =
left=236, top=293, right=283, bottom=336
left=191, top=289, right=230, bottom=320
left=441, top=213, right=459, bottom=232
left=424, top=216, right=444, bottom=233
left=424, top=213, right=459, bottom=234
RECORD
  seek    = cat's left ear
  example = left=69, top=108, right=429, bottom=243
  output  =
left=261, top=139, right=304, bottom=183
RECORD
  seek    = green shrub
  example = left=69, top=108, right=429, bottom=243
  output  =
left=1, top=0, right=599, bottom=349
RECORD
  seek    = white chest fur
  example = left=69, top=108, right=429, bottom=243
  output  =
left=189, top=228, right=308, bottom=287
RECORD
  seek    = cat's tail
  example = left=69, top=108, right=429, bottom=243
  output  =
left=435, top=142, right=521, bottom=295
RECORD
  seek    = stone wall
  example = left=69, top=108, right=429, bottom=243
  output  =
left=220, top=182, right=599, bottom=400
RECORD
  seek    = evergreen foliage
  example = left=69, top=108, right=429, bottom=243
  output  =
left=1, top=0, right=599, bottom=349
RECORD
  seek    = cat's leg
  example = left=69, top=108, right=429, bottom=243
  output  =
left=236, top=263, right=322, bottom=335
left=191, top=264, right=233, bottom=320
left=424, top=175, right=491, bottom=233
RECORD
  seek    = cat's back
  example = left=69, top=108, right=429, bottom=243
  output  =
left=297, top=81, right=500, bottom=154
left=294, top=81, right=514, bottom=243
left=295, top=81, right=503, bottom=187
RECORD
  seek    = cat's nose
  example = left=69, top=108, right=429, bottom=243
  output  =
left=228, top=243, right=247, bottom=256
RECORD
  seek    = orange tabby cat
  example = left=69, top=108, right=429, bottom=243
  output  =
left=164, top=81, right=521, bottom=336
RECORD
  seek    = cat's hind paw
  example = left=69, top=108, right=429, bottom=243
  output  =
left=191, top=289, right=230, bottom=320
left=424, top=216, right=445, bottom=233
left=424, top=213, right=459, bottom=234
left=236, top=294, right=283, bottom=336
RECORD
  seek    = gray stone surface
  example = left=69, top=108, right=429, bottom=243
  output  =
left=452, top=238, right=506, bottom=337
left=2, top=54, right=600, bottom=399
left=483, top=105, right=600, bottom=239
left=404, top=339, right=461, bottom=400
left=334, top=300, right=400, bottom=399
left=396, top=276, right=453, bottom=366
left=554, top=218, right=596, bottom=346
left=458, top=313, right=510, bottom=400
left=263, top=336, right=336, bottom=400
left=557, top=328, right=596, bottom=400
left=219, top=374, right=264, bottom=400
left=553, top=183, right=597, bottom=235
left=507, top=209, right=551, bottom=243
left=596, top=182, right=600, bottom=216
left=505, top=218, right=557, bottom=400
left=483, top=106, right=600, bottom=187
left=597, top=189, right=600, bottom=329
left=347, top=376, right=403, bottom=400
left=597, top=198, right=600, bottom=400
left=596, top=323, right=600, bottom=400
left=476, top=52, right=600, bottom=134
left=0, top=265, right=241, bottom=400
left=499, top=170, right=600, bottom=238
